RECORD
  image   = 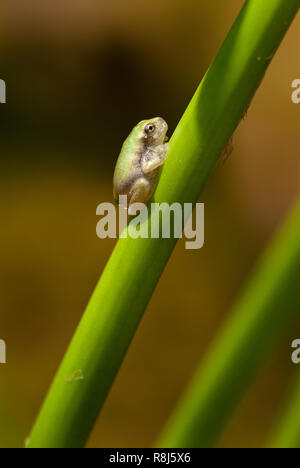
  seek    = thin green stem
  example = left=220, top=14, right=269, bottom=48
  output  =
left=157, top=198, right=300, bottom=448
left=28, top=0, right=300, bottom=448
left=270, top=373, right=300, bottom=448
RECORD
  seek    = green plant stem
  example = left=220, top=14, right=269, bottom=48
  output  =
left=157, top=198, right=300, bottom=448
left=28, top=0, right=300, bottom=448
left=270, top=373, right=300, bottom=448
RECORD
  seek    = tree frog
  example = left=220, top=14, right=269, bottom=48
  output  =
left=113, top=117, right=169, bottom=213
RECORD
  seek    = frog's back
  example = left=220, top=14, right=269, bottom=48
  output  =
left=113, top=128, right=143, bottom=200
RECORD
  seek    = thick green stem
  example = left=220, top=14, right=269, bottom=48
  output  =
left=28, top=0, right=300, bottom=448
left=157, top=199, right=300, bottom=448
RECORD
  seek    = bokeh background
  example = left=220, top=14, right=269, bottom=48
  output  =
left=0, top=0, right=299, bottom=448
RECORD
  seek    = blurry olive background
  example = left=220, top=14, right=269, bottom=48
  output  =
left=0, top=0, right=299, bottom=448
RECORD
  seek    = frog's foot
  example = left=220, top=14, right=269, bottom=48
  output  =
left=142, top=143, right=169, bottom=174
left=128, top=177, right=152, bottom=215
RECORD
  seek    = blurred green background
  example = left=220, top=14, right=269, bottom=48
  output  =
left=0, top=0, right=299, bottom=448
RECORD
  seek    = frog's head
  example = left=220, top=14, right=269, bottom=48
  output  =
left=138, top=117, right=168, bottom=146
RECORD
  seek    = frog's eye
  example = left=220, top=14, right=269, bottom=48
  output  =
left=145, top=123, right=156, bottom=135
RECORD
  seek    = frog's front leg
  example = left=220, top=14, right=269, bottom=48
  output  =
left=142, top=144, right=169, bottom=174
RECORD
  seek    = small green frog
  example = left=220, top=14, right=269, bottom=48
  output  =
left=113, top=117, right=169, bottom=213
